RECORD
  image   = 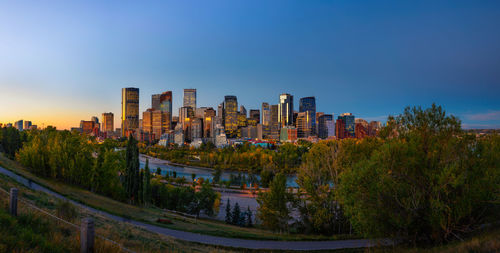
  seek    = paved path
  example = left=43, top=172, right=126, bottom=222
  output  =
left=0, top=166, right=391, bottom=251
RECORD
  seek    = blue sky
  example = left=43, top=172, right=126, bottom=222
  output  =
left=1, top=0, right=499, bottom=129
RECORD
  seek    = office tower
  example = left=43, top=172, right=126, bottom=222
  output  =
left=144, top=109, right=172, bottom=141
left=152, top=94, right=161, bottom=111
left=261, top=103, right=270, bottom=126
left=316, top=112, right=324, bottom=134
left=278, top=93, right=294, bottom=127
left=270, top=104, right=280, bottom=139
left=217, top=102, right=224, bottom=126
left=240, top=105, right=247, bottom=117
left=191, top=118, right=203, bottom=139
left=336, top=113, right=355, bottom=139
left=249, top=109, right=260, bottom=124
left=237, top=114, right=248, bottom=128
left=299, top=97, right=316, bottom=135
left=355, top=122, right=367, bottom=139
left=142, top=109, right=153, bottom=137
left=183, top=88, right=196, bottom=109
left=179, top=106, right=194, bottom=127
left=121, top=87, right=139, bottom=137
left=195, top=107, right=209, bottom=118
left=23, top=121, right=32, bottom=130
left=81, top=120, right=98, bottom=134
left=317, top=114, right=333, bottom=139
left=160, top=91, right=173, bottom=130
left=91, top=116, right=100, bottom=130
left=102, top=112, right=114, bottom=133
left=14, top=120, right=23, bottom=131
left=224, top=96, right=238, bottom=134
left=203, top=108, right=216, bottom=138
left=296, top=111, right=313, bottom=138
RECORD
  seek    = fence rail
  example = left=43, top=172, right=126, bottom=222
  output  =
left=0, top=187, right=135, bottom=253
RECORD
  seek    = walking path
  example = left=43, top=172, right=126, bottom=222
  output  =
left=0, top=166, right=392, bottom=251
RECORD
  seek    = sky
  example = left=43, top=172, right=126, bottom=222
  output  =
left=1, top=0, right=499, bottom=130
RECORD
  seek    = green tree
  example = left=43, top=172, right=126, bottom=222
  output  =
left=257, top=173, right=293, bottom=232
left=225, top=199, right=231, bottom=224
left=246, top=206, right=253, bottom=227
left=125, top=135, right=140, bottom=204
left=337, top=104, right=500, bottom=244
left=232, top=202, right=241, bottom=226
left=143, top=159, right=152, bottom=205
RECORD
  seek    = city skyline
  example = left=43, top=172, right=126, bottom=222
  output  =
left=1, top=1, right=500, bottom=129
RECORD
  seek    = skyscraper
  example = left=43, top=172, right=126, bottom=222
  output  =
left=179, top=106, right=194, bottom=127
left=240, top=105, right=247, bottom=117
left=183, top=88, right=196, bottom=109
left=160, top=91, right=173, bottom=130
left=14, top=120, right=23, bottom=131
left=23, top=121, right=32, bottom=130
left=224, top=95, right=238, bottom=134
left=152, top=94, right=161, bottom=111
left=278, top=93, right=294, bottom=127
left=270, top=104, right=280, bottom=139
left=296, top=111, right=313, bottom=138
left=299, top=97, right=316, bottom=135
left=249, top=109, right=260, bottom=124
left=102, top=112, right=114, bottom=133
left=121, top=87, right=139, bottom=137
left=261, top=102, right=270, bottom=126
left=317, top=114, right=333, bottom=139
left=336, top=113, right=355, bottom=139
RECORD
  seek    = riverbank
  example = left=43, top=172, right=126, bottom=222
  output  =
left=0, top=154, right=357, bottom=243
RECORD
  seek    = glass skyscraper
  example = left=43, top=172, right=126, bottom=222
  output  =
left=278, top=93, right=293, bottom=127
left=121, top=87, right=139, bottom=137
left=224, top=95, right=238, bottom=134
left=183, top=88, right=196, bottom=109
left=299, top=96, right=316, bottom=134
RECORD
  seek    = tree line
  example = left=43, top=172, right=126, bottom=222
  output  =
left=257, top=104, right=500, bottom=245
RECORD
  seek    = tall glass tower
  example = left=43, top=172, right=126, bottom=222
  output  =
left=299, top=96, right=316, bottom=135
left=278, top=93, right=294, bottom=127
left=121, top=87, right=139, bottom=137
left=224, top=95, right=238, bottom=133
left=183, top=89, right=196, bottom=109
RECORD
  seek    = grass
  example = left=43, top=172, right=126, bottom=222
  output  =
left=0, top=154, right=355, bottom=242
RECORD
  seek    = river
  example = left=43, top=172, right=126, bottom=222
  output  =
left=139, top=155, right=299, bottom=188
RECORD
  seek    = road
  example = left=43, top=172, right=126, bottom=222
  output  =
left=0, top=166, right=392, bottom=251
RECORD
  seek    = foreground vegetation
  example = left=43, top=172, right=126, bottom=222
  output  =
left=1, top=103, right=499, bottom=250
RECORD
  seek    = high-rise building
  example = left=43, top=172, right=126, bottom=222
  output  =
left=152, top=94, right=161, bottom=111
left=240, top=105, right=247, bottom=117
left=23, top=121, right=32, bottom=130
left=296, top=111, right=313, bottom=138
left=179, top=106, right=194, bottom=127
left=336, top=113, right=355, bottom=139
left=102, top=112, right=114, bottom=133
left=217, top=102, right=224, bottom=127
left=299, top=97, right=316, bottom=135
left=368, top=121, right=382, bottom=137
left=14, top=120, right=23, bottom=131
left=183, top=88, right=196, bottom=109
left=121, top=87, right=139, bottom=137
left=160, top=91, right=173, bottom=130
left=224, top=96, right=238, bottom=134
left=191, top=118, right=203, bottom=139
left=249, top=109, right=260, bottom=124
left=317, top=114, right=334, bottom=139
left=270, top=104, right=280, bottom=139
left=280, top=126, right=297, bottom=142
left=261, top=103, right=270, bottom=126
left=278, top=93, right=294, bottom=127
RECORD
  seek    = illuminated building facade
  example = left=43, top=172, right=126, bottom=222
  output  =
left=224, top=95, right=238, bottom=134
left=183, top=88, right=196, bottom=109
left=121, top=87, right=139, bottom=137
left=299, top=96, right=316, bottom=135
left=278, top=93, right=294, bottom=127
left=336, top=113, right=355, bottom=139
left=102, top=112, right=114, bottom=133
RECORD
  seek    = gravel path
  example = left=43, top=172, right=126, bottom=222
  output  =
left=0, top=166, right=391, bottom=251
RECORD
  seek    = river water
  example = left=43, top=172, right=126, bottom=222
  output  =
left=139, top=155, right=299, bottom=188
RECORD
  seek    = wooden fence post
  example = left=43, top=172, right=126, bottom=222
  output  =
left=81, top=217, right=94, bottom=253
left=9, top=188, right=18, bottom=216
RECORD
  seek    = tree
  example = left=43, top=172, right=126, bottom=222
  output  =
left=156, top=167, right=162, bottom=176
left=257, top=173, right=294, bottom=232
left=125, top=135, right=140, bottom=204
left=225, top=198, right=231, bottom=224
left=232, top=202, right=241, bottom=226
left=143, top=159, right=152, bottom=205
left=337, top=104, right=500, bottom=244
left=246, top=206, right=253, bottom=227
